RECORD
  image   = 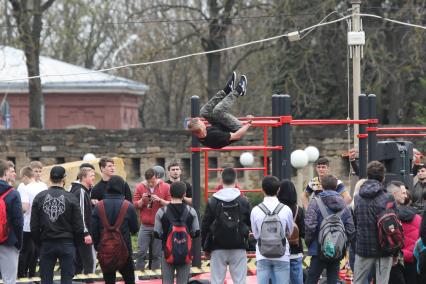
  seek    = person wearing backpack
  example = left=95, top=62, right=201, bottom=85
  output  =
left=30, top=166, right=84, bottom=284
left=353, top=161, right=399, bottom=284
left=0, top=159, right=23, bottom=284
left=154, top=181, right=200, bottom=284
left=201, top=167, right=251, bottom=284
left=250, top=176, right=293, bottom=284
left=92, top=175, right=138, bottom=284
left=277, top=179, right=305, bottom=284
left=305, top=174, right=355, bottom=284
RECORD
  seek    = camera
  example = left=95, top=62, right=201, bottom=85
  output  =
left=147, top=194, right=153, bottom=209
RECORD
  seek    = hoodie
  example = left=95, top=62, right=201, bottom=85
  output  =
left=305, top=190, right=355, bottom=256
left=70, top=181, right=92, bottom=236
left=398, top=206, right=421, bottom=263
left=91, top=176, right=139, bottom=253
left=354, top=179, right=396, bottom=257
left=0, top=180, right=23, bottom=250
left=278, top=180, right=305, bottom=255
left=201, top=187, right=251, bottom=251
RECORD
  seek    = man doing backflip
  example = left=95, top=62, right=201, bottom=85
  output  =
left=188, top=71, right=253, bottom=149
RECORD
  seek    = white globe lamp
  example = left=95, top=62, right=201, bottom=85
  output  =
left=291, top=150, right=309, bottom=169
left=304, top=146, right=320, bottom=163
left=240, top=152, right=254, bottom=167
left=83, top=153, right=96, bottom=161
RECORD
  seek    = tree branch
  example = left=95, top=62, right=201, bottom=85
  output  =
left=41, top=0, right=55, bottom=12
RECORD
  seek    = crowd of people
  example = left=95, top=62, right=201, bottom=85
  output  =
left=0, top=155, right=426, bottom=284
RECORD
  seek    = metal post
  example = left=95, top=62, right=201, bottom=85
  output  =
left=282, top=94, right=292, bottom=180
left=272, top=95, right=280, bottom=178
left=351, top=0, right=362, bottom=150
left=368, top=94, right=377, bottom=162
left=190, top=95, right=201, bottom=267
left=359, top=94, right=367, bottom=178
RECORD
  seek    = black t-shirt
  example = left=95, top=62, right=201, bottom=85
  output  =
left=165, top=179, right=193, bottom=198
left=199, top=124, right=233, bottom=149
left=91, top=179, right=132, bottom=202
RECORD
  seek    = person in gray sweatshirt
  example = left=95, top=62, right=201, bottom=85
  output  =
left=201, top=167, right=251, bottom=284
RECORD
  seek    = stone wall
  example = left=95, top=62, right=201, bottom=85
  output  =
left=3, top=125, right=423, bottom=201
left=0, top=126, right=359, bottom=189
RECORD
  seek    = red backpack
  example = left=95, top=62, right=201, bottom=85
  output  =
left=97, top=201, right=130, bottom=273
left=377, top=202, right=404, bottom=254
left=164, top=206, right=192, bottom=265
left=0, top=188, right=13, bottom=243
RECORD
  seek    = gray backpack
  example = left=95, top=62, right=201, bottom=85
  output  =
left=316, top=197, right=347, bottom=262
left=257, top=203, right=286, bottom=258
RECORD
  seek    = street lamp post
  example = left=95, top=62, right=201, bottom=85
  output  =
left=291, top=150, right=309, bottom=206
left=304, top=146, right=320, bottom=180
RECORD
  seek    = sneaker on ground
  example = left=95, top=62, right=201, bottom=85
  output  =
left=223, top=71, right=237, bottom=94
left=236, top=75, right=247, bottom=96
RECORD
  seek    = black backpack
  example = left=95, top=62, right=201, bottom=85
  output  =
left=164, top=206, right=192, bottom=265
left=377, top=202, right=404, bottom=254
left=209, top=197, right=248, bottom=249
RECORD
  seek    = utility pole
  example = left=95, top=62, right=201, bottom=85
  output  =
left=350, top=0, right=363, bottom=148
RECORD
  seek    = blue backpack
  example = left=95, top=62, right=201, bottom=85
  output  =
left=413, top=238, right=426, bottom=274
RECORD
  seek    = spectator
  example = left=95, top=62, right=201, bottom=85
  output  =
left=0, top=159, right=23, bottom=284
left=305, top=174, right=355, bottom=284
left=412, top=164, right=426, bottom=209
left=277, top=179, right=305, bottom=284
left=302, top=157, right=351, bottom=209
left=165, top=162, right=193, bottom=205
left=6, top=160, right=16, bottom=187
left=154, top=181, right=200, bottom=284
left=251, top=176, right=293, bottom=284
left=353, top=161, right=397, bottom=284
left=91, top=157, right=132, bottom=203
left=70, top=167, right=97, bottom=281
left=92, top=175, right=138, bottom=284
left=133, top=168, right=171, bottom=270
left=201, top=167, right=251, bottom=284
left=388, top=182, right=421, bottom=284
left=30, top=166, right=84, bottom=284
left=17, top=166, right=46, bottom=278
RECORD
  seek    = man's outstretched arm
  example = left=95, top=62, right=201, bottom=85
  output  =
left=229, top=115, right=253, bottom=141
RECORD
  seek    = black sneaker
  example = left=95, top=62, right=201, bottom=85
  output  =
left=235, top=75, right=247, bottom=96
left=223, top=71, right=237, bottom=94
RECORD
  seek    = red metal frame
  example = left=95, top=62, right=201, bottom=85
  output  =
left=190, top=115, right=374, bottom=203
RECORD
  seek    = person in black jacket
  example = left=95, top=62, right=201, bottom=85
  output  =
left=30, top=166, right=84, bottom=284
left=278, top=179, right=305, bottom=284
left=0, top=159, right=23, bottom=284
left=70, top=166, right=96, bottom=281
left=91, top=157, right=132, bottom=203
left=92, top=175, right=138, bottom=284
left=201, top=167, right=251, bottom=284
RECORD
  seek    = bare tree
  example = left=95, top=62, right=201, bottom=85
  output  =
left=8, top=0, right=56, bottom=128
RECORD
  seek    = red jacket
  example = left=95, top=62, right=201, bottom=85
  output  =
left=401, top=212, right=421, bottom=263
left=133, top=180, right=171, bottom=227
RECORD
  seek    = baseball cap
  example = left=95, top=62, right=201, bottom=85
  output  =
left=50, top=166, right=67, bottom=180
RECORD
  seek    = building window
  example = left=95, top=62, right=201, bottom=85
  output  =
left=6, top=157, right=16, bottom=167
left=132, top=158, right=141, bottom=179
left=56, top=157, right=65, bottom=164
left=208, top=157, right=218, bottom=179
left=181, top=158, right=191, bottom=179
left=155, top=157, right=165, bottom=168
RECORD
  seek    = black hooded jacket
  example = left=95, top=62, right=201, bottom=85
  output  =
left=91, top=176, right=138, bottom=253
left=70, top=182, right=92, bottom=236
left=277, top=180, right=305, bottom=254
left=31, top=186, right=84, bottom=245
